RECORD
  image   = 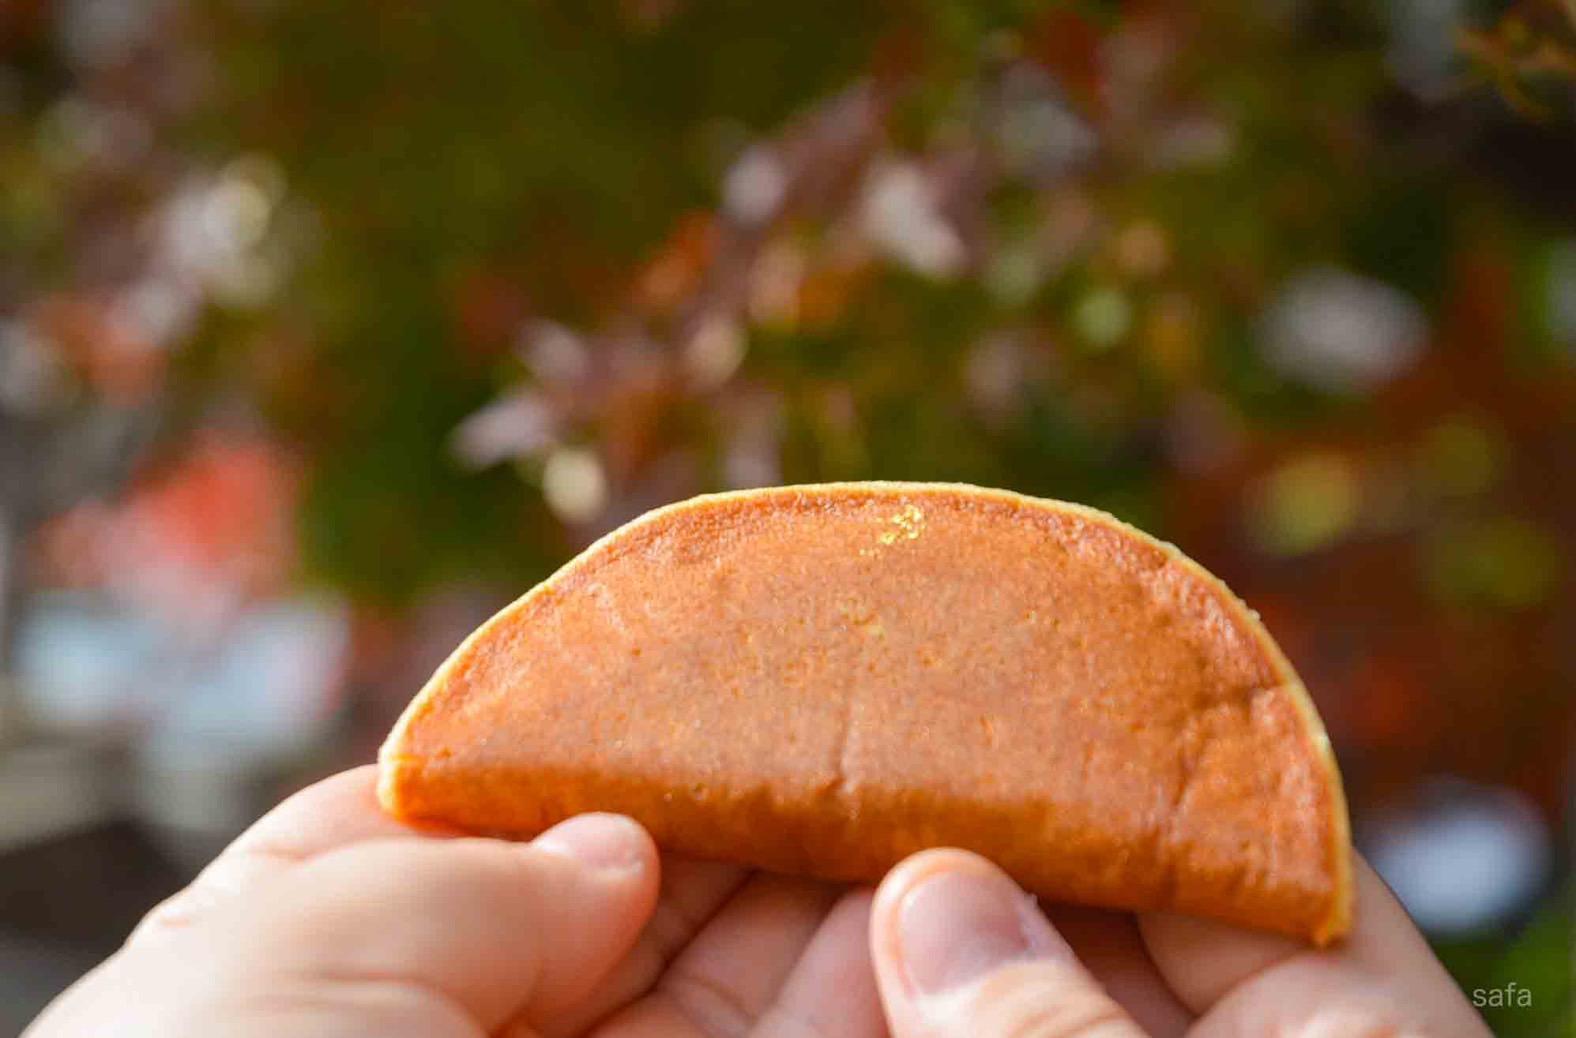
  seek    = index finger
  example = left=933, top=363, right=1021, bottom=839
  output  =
left=1138, top=854, right=1490, bottom=1036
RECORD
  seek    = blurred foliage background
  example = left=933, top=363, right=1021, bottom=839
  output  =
left=1, top=1, right=1572, bottom=1032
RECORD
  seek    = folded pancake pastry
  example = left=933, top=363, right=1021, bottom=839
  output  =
left=380, top=482, right=1352, bottom=944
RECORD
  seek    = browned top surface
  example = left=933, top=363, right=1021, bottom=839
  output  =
left=391, top=485, right=1343, bottom=928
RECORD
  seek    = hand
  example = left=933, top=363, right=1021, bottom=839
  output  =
left=26, top=765, right=884, bottom=1038
left=867, top=848, right=1490, bottom=1037
left=27, top=766, right=1489, bottom=1037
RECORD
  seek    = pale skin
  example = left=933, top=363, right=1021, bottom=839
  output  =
left=29, top=766, right=1489, bottom=1037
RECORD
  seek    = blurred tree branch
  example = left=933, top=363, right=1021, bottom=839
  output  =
left=1459, top=0, right=1576, bottom=119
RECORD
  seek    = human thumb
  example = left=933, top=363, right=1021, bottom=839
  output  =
left=27, top=813, right=659, bottom=1038
left=871, top=849, right=1148, bottom=1038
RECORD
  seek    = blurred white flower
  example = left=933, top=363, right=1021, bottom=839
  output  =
left=542, top=446, right=608, bottom=523
left=723, top=146, right=788, bottom=227
left=1363, top=778, right=1552, bottom=936
left=860, top=161, right=965, bottom=278
left=1386, top=0, right=1466, bottom=102
left=112, top=278, right=200, bottom=348
left=1263, top=267, right=1426, bottom=393
left=683, top=312, right=746, bottom=390
left=223, top=154, right=288, bottom=207
left=451, top=391, right=557, bottom=468
left=202, top=177, right=272, bottom=253
left=162, top=158, right=288, bottom=309
left=519, top=320, right=591, bottom=384
left=995, top=64, right=1097, bottom=181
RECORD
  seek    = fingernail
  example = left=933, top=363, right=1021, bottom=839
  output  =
left=897, top=868, right=1059, bottom=996
left=533, top=814, right=647, bottom=874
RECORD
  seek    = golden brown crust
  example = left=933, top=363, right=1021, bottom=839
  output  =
left=380, top=482, right=1352, bottom=944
